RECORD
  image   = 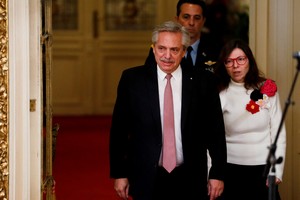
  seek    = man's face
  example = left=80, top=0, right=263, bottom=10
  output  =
left=153, top=32, right=186, bottom=74
left=176, top=3, right=206, bottom=43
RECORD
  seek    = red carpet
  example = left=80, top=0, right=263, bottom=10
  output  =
left=53, top=116, right=118, bottom=200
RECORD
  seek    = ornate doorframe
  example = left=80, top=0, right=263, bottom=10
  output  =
left=0, top=0, right=9, bottom=198
left=7, top=0, right=44, bottom=199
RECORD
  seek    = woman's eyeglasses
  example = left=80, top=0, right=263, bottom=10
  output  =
left=224, top=56, right=248, bottom=67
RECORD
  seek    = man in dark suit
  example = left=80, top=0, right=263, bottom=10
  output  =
left=145, top=0, right=220, bottom=72
left=109, top=21, right=226, bottom=200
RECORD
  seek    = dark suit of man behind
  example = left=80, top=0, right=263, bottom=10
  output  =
left=109, top=21, right=226, bottom=200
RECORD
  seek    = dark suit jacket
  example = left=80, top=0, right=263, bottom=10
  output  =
left=109, top=61, right=226, bottom=200
left=145, top=33, right=221, bottom=72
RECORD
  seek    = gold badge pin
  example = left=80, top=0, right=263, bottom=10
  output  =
left=205, top=60, right=216, bottom=66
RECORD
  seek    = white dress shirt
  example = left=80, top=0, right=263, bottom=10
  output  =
left=157, top=65, right=183, bottom=165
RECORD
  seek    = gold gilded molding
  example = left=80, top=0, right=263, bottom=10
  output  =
left=0, top=0, right=8, bottom=199
left=42, top=0, right=55, bottom=199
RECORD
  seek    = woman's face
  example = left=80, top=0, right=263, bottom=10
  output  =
left=224, top=48, right=249, bottom=83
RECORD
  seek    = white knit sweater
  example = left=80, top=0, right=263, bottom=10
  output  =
left=219, top=80, right=286, bottom=180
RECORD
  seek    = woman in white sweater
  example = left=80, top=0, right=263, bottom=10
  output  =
left=214, top=39, right=286, bottom=200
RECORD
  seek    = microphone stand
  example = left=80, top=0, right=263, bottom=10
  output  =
left=264, top=55, right=300, bottom=200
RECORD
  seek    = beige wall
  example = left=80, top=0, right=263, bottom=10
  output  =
left=251, top=0, right=299, bottom=199
left=291, top=1, right=300, bottom=199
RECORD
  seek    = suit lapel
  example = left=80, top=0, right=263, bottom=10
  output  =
left=181, top=66, right=193, bottom=132
left=195, top=40, right=207, bottom=67
left=145, top=64, right=162, bottom=136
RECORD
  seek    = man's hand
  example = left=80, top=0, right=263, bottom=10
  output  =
left=207, top=179, right=224, bottom=200
left=114, top=178, right=130, bottom=199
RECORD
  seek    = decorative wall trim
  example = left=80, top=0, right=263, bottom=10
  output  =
left=0, top=0, right=9, bottom=199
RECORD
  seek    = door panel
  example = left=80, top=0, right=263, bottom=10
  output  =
left=52, top=0, right=166, bottom=115
left=94, top=50, right=150, bottom=114
left=52, top=0, right=94, bottom=115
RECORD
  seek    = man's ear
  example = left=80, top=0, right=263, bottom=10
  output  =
left=174, top=16, right=179, bottom=22
left=182, top=49, right=186, bottom=58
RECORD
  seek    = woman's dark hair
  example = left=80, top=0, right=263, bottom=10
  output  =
left=214, top=39, right=266, bottom=92
left=176, top=0, right=207, bottom=18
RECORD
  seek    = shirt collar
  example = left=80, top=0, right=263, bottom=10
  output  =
left=190, top=39, right=200, bottom=54
left=157, top=65, right=182, bottom=81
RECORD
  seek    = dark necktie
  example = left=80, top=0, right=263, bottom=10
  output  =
left=186, top=46, right=194, bottom=67
left=162, top=74, right=176, bottom=173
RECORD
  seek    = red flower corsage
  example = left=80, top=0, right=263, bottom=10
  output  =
left=260, top=79, right=277, bottom=96
left=246, top=79, right=277, bottom=114
left=246, top=100, right=260, bottom=114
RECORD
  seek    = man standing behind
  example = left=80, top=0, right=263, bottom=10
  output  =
left=110, top=21, right=226, bottom=200
left=145, top=0, right=220, bottom=71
